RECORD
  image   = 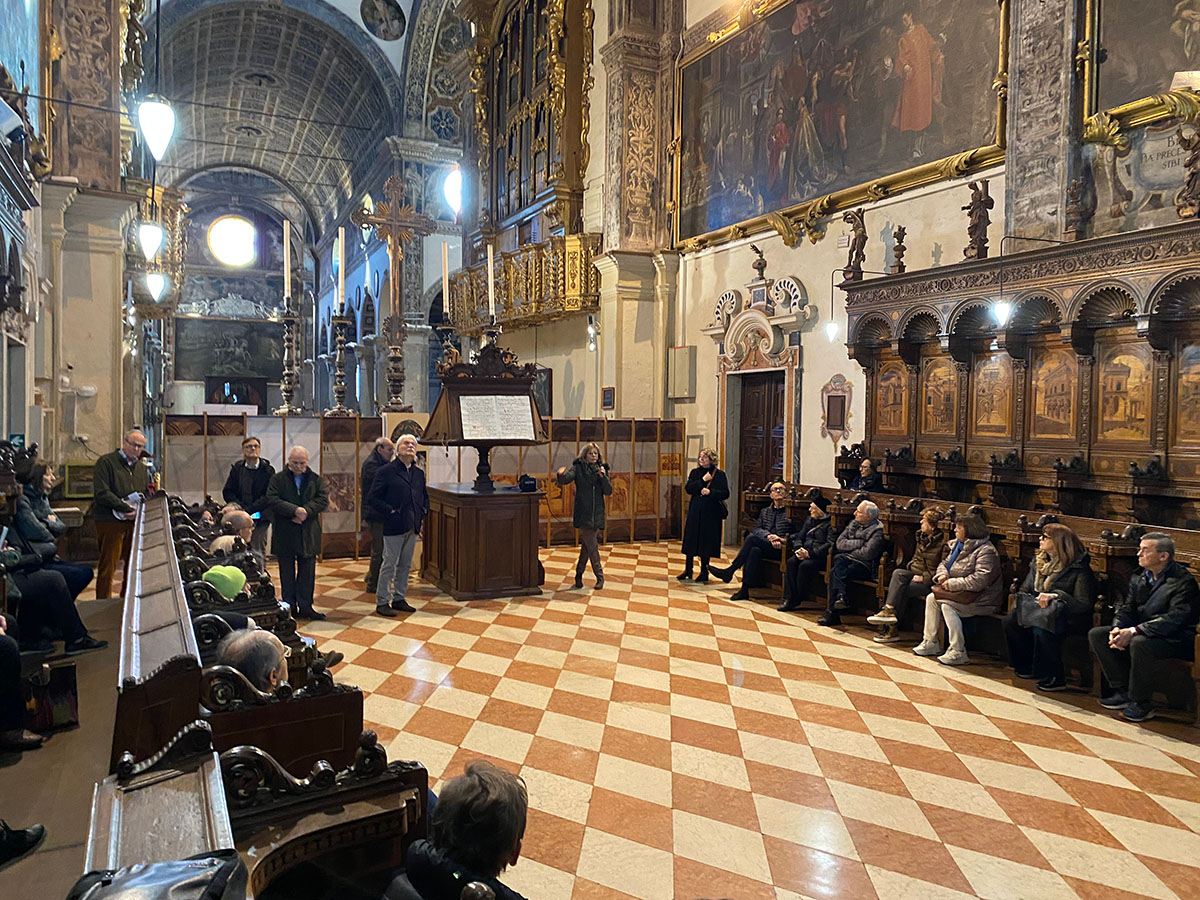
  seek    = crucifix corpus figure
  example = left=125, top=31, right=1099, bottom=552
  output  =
left=350, top=175, right=437, bottom=411
left=962, top=180, right=994, bottom=260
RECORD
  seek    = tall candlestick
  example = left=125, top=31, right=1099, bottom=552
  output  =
left=487, top=243, right=496, bottom=318
left=283, top=219, right=291, bottom=300
left=442, top=241, right=450, bottom=310
left=337, top=226, right=346, bottom=312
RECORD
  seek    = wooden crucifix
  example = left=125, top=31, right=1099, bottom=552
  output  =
left=350, top=175, right=437, bottom=411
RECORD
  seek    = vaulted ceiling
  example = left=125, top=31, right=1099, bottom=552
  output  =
left=151, top=0, right=408, bottom=230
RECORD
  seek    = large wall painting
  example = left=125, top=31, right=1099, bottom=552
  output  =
left=971, top=353, right=1012, bottom=438
left=174, top=318, right=285, bottom=382
left=1096, top=1, right=1196, bottom=112
left=1097, top=343, right=1152, bottom=442
left=1030, top=347, right=1077, bottom=440
left=875, top=361, right=908, bottom=434
left=676, top=0, right=1004, bottom=239
left=921, top=357, right=958, bottom=435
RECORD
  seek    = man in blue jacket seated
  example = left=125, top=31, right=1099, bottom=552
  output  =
left=1089, top=532, right=1200, bottom=722
left=386, top=760, right=528, bottom=900
left=709, top=482, right=792, bottom=601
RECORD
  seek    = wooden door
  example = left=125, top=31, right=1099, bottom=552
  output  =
left=738, top=372, right=786, bottom=493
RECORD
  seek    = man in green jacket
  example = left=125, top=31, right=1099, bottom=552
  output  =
left=266, top=446, right=329, bottom=620
left=92, top=430, right=150, bottom=598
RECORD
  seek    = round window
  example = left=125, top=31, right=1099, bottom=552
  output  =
left=207, top=215, right=257, bottom=267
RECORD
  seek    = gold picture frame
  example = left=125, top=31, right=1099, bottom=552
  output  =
left=671, top=0, right=1010, bottom=251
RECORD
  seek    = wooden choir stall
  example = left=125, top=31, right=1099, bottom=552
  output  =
left=421, top=339, right=548, bottom=601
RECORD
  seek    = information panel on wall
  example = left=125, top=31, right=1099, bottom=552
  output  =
left=458, top=395, right=536, bottom=442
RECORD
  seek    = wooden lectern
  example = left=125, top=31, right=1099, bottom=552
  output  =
left=421, top=339, right=548, bottom=600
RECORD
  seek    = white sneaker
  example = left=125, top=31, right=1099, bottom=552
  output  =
left=913, top=640, right=943, bottom=657
left=937, top=649, right=970, bottom=666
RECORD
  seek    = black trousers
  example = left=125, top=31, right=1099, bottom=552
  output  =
left=826, top=555, right=873, bottom=613
left=1088, top=625, right=1192, bottom=704
left=784, top=556, right=824, bottom=605
left=46, top=560, right=94, bottom=602
left=1003, top=612, right=1065, bottom=681
left=365, top=521, right=385, bottom=591
left=729, top=534, right=782, bottom=588
left=1, top=622, right=23, bottom=731
left=278, top=554, right=318, bottom=613
left=12, top=568, right=87, bottom=645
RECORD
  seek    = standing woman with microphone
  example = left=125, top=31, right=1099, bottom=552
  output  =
left=678, top=447, right=729, bottom=582
left=556, top=441, right=612, bottom=590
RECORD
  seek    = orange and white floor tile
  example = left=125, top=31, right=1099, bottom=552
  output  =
left=291, top=543, right=1200, bottom=900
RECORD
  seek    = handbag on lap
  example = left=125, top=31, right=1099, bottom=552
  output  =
left=931, top=583, right=982, bottom=605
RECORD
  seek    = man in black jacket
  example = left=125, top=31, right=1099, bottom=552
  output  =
left=369, top=434, right=427, bottom=615
left=849, top=458, right=883, bottom=492
left=710, top=482, right=792, bottom=601
left=1089, top=532, right=1200, bottom=722
left=222, top=436, right=275, bottom=557
left=780, top=497, right=832, bottom=611
left=360, top=437, right=394, bottom=593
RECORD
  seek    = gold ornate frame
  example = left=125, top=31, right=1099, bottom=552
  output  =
left=1080, top=0, right=1200, bottom=149
left=670, top=0, right=1010, bottom=252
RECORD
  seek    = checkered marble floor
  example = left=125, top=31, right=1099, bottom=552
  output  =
left=290, top=543, right=1200, bottom=900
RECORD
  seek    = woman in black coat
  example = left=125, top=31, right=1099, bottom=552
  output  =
left=678, top=448, right=729, bottom=583
left=1003, top=523, right=1096, bottom=691
left=779, top=497, right=832, bottom=611
left=556, top=442, right=612, bottom=590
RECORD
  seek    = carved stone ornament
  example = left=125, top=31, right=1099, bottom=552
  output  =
left=436, top=338, right=539, bottom=381
left=891, top=226, right=907, bottom=274
left=962, top=179, right=994, bottom=260
left=712, top=290, right=742, bottom=330
left=820, top=374, right=853, bottom=444
left=1176, top=126, right=1200, bottom=219
left=722, top=307, right=788, bottom=369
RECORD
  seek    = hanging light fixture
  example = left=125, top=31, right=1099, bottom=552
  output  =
left=993, top=300, right=1013, bottom=327
left=443, top=165, right=463, bottom=217
left=825, top=320, right=839, bottom=342
left=138, top=218, right=165, bottom=260
left=138, top=0, right=175, bottom=161
left=146, top=272, right=169, bottom=301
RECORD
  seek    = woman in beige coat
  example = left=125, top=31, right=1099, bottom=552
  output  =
left=913, top=514, right=1002, bottom=666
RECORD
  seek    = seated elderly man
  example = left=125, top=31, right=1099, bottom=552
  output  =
left=710, top=482, right=792, bottom=601
left=387, top=760, right=528, bottom=900
left=215, top=628, right=289, bottom=692
left=1089, top=532, right=1200, bottom=722
left=819, top=500, right=886, bottom=626
left=210, top=509, right=255, bottom=556
left=849, top=458, right=883, bottom=492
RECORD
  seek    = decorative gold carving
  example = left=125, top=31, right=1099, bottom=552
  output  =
left=728, top=224, right=745, bottom=240
left=764, top=212, right=799, bottom=248
left=579, top=0, right=594, bottom=182
left=121, top=0, right=147, bottom=93
left=448, top=232, right=601, bottom=335
left=866, top=182, right=888, bottom=202
left=1082, top=111, right=1130, bottom=150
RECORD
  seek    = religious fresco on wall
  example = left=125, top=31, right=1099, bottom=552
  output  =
left=971, top=353, right=1012, bottom=438
left=1178, top=344, right=1200, bottom=443
left=174, top=317, right=285, bottom=382
left=676, top=0, right=1003, bottom=238
left=1084, top=122, right=1192, bottom=239
left=1097, top=344, right=1152, bottom=442
left=1030, top=348, right=1078, bottom=439
left=1097, top=1, right=1198, bottom=111
left=0, top=0, right=39, bottom=124
left=875, top=361, right=908, bottom=434
left=921, top=358, right=958, bottom=435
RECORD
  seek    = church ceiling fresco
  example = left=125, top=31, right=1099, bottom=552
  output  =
left=676, top=0, right=1005, bottom=243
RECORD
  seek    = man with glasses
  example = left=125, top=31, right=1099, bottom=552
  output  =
left=1088, top=532, right=1200, bottom=722
left=222, top=435, right=275, bottom=556
left=710, top=482, right=792, bottom=601
left=92, top=430, right=150, bottom=599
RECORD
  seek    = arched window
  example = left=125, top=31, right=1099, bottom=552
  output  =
left=362, top=289, right=377, bottom=336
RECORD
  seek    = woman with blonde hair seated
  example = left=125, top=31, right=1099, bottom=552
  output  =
left=1003, top=523, right=1096, bottom=692
left=913, top=513, right=1002, bottom=666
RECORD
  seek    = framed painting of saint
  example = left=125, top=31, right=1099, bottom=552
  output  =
left=675, top=0, right=1007, bottom=242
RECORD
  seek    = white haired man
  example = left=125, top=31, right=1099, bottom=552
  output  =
left=819, top=500, right=886, bottom=626
left=266, top=446, right=329, bottom=620
left=368, top=434, right=427, bottom=615
left=360, top=436, right=395, bottom=593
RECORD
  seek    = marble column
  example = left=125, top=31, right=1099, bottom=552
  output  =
left=1005, top=0, right=1082, bottom=241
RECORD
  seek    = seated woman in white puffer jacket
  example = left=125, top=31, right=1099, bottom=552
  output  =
left=913, top=513, right=1002, bottom=666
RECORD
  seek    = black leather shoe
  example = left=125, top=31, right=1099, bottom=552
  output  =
left=676, top=572, right=693, bottom=581
left=572, top=578, right=584, bottom=590
left=817, top=614, right=841, bottom=627
left=0, top=821, right=46, bottom=868
left=778, top=601, right=801, bottom=612
left=320, top=650, right=345, bottom=667
left=730, top=588, right=750, bottom=601
left=832, top=596, right=849, bottom=611
left=709, top=565, right=734, bottom=583
left=65, top=635, right=108, bottom=655
left=595, top=576, right=605, bottom=590
left=375, top=605, right=399, bottom=618
left=694, top=571, right=710, bottom=583
left=391, top=600, right=416, bottom=612
left=295, top=609, right=326, bottom=621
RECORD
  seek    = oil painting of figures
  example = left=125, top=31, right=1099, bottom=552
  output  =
left=677, top=0, right=1002, bottom=238
left=1098, top=0, right=1200, bottom=111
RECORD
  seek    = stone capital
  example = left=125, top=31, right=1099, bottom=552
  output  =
left=594, top=250, right=659, bottom=300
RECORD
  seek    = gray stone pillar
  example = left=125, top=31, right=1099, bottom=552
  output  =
left=1005, top=0, right=1082, bottom=240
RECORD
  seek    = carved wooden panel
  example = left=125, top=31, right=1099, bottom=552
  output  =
left=971, top=353, right=1013, bottom=439
left=875, top=360, right=909, bottom=435
left=1096, top=341, right=1152, bottom=443
left=920, top=357, right=958, bottom=436
left=1030, top=346, right=1078, bottom=440
left=1178, top=343, right=1200, bottom=445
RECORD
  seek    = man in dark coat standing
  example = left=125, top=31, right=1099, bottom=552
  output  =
left=360, top=437, right=395, bottom=593
left=222, top=435, right=275, bottom=557
left=92, top=429, right=150, bottom=599
left=266, top=446, right=329, bottom=620
left=1089, top=532, right=1200, bottom=722
left=369, top=434, right=427, bottom=615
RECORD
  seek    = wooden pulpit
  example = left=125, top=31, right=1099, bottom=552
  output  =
left=421, top=340, right=548, bottom=600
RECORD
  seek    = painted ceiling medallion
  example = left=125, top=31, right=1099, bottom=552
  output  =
left=361, top=0, right=407, bottom=41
